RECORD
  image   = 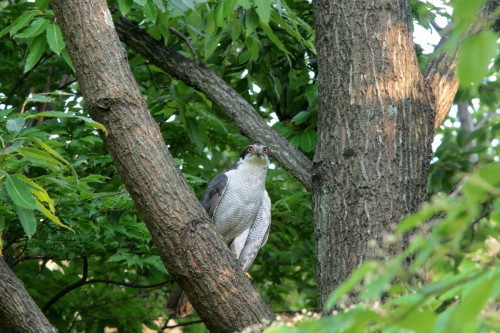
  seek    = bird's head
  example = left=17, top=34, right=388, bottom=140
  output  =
left=240, top=143, right=270, bottom=166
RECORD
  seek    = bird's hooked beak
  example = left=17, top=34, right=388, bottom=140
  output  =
left=254, top=147, right=266, bottom=157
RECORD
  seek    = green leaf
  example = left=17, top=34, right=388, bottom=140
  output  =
left=447, top=271, right=497, bottom=331
left=180, top=0, right=195, bottom=10
left=31, top=137, right=70, bottom=166
left=7, top=10, right=40, bottom=37
left=46, top=23, right=66, bottom=55
left=396, top=311, right=437, bottom=331
left=117, top=0, right=134, bottom=15
left=291, top=128, right=317, bottom=152
left=73, top=116, right=107, bottom=134
left=15, top=174, right=55, bottom=212
left=18, top=147, right=65, bottom=169
left=35, top=200, right=73, bottom=231
left=14, top=206, right=37, bottom=238
left=204, top=32, right=221, bottom=59
left=24, top=35, right=47, bottom=73
left=457, top=30, right=497, bottom=85
left=133, top=0, right=147, bottom=5
left=26, top=111, right=107, bottom=134
left=238, top=0, right=252, bottom=10
left=260, top=22, right=288, bottom=53
left=244, top=8, right=259, bottom=37
left=14, top=17, right=49, bottom=39
left=215, top=1, right=225, bottom=28
left=246, top=34, right=260, bottom=61
left=61, top=49, right=75, bottom=72
left=291, top=111, right=310, bottom=125
left=254, top=0, right=271, bottom=25
left=325, top=261, right=379, bottom=310
left=6, top=118, right=25, bottom=132
left=4, top=174, right=38, bottom=209
left=35, top=0, right=50, bottom=11
left=144, top=0, right=158, bottom=23
left=29, top=94, right=55, bottom=103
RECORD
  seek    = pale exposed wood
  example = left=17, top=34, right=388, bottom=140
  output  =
left=424, top=0, right=499, bottom=130
left=50, top=1, right=274, bottom=331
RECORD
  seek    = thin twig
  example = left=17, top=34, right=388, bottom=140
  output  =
left=160, top=318, right=204, bottom=331
left=168, top=27, right=200, bottom=64
left=429, top=19, right=443, bottom=35
left=43, top=256, right=88, bottom=313
left=85, top=279, right=170, bottom=289
left=164, top=319, right=203, bottom=329
left=145, top=62, right=160, bottom=92
left=42, top=257, right=170, bottom=313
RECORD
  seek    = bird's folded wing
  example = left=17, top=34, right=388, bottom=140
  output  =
left=201, top=173, right=228, bottom=218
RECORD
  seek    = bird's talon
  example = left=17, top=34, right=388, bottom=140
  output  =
left=244, top=272, right=253, bottom=280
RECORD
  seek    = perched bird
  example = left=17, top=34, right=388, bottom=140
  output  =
left=167, top=143, right=272, bottom=317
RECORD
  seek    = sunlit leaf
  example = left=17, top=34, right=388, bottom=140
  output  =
left=254, top=0, right=271, bottom=25
left=117, top=0, right=134, bottom=15
left=457, top=30, right=497, bottom=85
left=144, top=0, right=158, bottom=23
left=14, top=17, right=49, bottom=39
left=4, top=174, right=38, bottom=209
left=6, top=118, right=25, bottom=132
left=6, top=10, right=40, bottom=37
left=46, top=23, right=66, bottom=55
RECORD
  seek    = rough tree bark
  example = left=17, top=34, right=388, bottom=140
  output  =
left=50, top=0, right=274, bottom=331
left=313, top=0, right=435, bottom=309
left=0, top=257, right=58, bottom=333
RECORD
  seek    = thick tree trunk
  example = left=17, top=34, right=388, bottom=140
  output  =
left=50, top=0, right=274, bottom=331
left=0, top=257, right=57, bottom=333
left=312, top=0, right=435, bottom=309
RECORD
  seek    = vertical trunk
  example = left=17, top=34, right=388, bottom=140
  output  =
left=457, top=102, right=478, bottom=163
left=313, top=0, right=435, bottom=309
left=0, top=257, right=58, bottom=333
left=50, top=1, right=274, bottom=331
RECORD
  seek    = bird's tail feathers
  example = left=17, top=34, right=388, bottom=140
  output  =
left=166, top=286, right=194, bottom=317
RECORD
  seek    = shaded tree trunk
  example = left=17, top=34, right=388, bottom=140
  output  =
left=50, top=0, right=274, bottom=331
left=0, top=257, right=57, bottom=333
left=312, top=0, right=435, bottom=309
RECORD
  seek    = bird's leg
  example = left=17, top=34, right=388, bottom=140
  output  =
left=244, top=271, right=253, bottom=280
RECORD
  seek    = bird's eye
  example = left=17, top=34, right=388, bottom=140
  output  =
left=263, top=147, right=269, bottom=153
left=247, top=147, right=253, bottom=153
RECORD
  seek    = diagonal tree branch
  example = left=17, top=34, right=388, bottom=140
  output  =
left=51, top=1, right=275, bottom=331
left=424, top=0, right=499, bottom=131
left=113, top=16, right=313, bottom=191
left=0, top=257, right=58, bottom=333
left=42, top=257, right=89, bottom=313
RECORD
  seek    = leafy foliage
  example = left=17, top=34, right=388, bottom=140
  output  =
left=265, top=164, right=499, bottom=332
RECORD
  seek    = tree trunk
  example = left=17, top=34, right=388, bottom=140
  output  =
left=0, top=257, right=58, bottom=333
left=50, top=0, right=274, bottom=331
left=312, top=0, right=435, bottom=309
